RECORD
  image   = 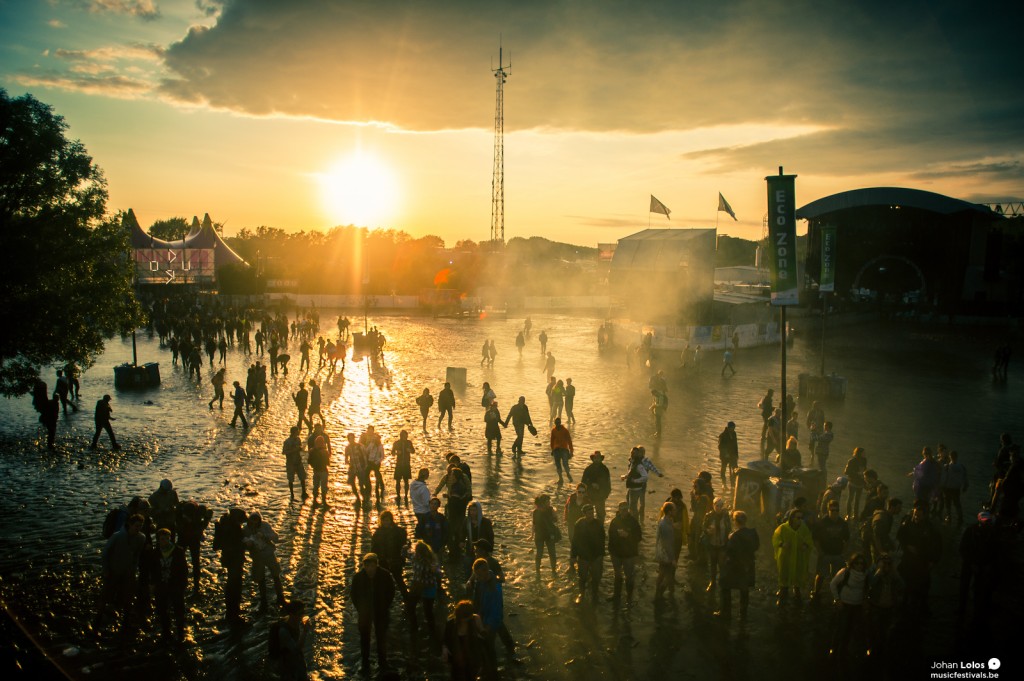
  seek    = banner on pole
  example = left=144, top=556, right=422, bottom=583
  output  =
left=765, top=173, right=799, bottom=306
left=820, top=224, right=837, bottom=293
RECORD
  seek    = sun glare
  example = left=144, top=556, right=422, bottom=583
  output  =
left=319, top=152, right=400, bottom=227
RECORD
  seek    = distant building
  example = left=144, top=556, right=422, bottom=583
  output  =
left=125, top=209, right=247, bottom=286
left=798, top=187, right=1019, bottom=314
left=610, top=228, right=716, bottom=323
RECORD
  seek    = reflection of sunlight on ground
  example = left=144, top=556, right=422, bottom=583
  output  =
left=0, top=313, right=1021, bottom=679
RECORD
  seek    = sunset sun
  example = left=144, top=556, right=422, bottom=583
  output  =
left=319, top=152, right=400, bottom=227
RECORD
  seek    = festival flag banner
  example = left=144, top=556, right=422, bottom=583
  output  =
left=649, top=195, right=671, bottom=218
left=820, top=224, right=837, bottom=293
left=765, top=173, right=799, bottom=306
left=718, top=192, right=737, bottom=220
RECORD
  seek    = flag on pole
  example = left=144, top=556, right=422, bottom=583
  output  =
left=718, top=192, right=737, bottom=221
left=649, top=195, right=671, bottom=218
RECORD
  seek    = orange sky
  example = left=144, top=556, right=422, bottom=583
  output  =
left=2, top=0, right=1020, bottom=246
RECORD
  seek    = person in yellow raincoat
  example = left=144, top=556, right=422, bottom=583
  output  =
left=772, top=508, right=813, bottom=605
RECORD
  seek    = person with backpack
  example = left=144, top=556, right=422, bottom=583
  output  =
left=829, top=553, right=869, bottom=658
left=270, top=599, right=312, bottom=680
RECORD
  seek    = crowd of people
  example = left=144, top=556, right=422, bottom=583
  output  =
left=61, top=301, right=1022, bottom=679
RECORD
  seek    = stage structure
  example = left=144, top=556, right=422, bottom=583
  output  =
left=124, top=209, right=247, bottom=286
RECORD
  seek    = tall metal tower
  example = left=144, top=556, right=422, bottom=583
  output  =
left=490, top=44, right=511, bottom=244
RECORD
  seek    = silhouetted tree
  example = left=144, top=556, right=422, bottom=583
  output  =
left=148, top=216, right=190, bottom=241
left=0, top=90, right=143, bottom=396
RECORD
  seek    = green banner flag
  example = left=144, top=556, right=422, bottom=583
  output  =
left=820, top=224, right=837, bottom=293
left=765, top=173, right=799, bottom=306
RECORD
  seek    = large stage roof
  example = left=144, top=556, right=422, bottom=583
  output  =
left=796, top=187, right=999, bottom=220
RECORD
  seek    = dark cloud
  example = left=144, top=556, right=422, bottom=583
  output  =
left=913, top=161, right=1024, bottom=182
left=146, top=0, right=1024, bottom=187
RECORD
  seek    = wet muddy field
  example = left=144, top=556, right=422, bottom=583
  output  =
left=0, top=313, right=1021, bottom=680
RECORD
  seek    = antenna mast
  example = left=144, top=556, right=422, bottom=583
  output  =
left=490, top=42, right=511, bottom=244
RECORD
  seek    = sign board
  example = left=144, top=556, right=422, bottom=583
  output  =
left=819, top=224, right=837, bottom=293
left=134, top=248, right=215, bottom=285
left=765, top=174, right=799, bottom=306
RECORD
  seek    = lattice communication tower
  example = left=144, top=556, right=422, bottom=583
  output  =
left=490, top=44, right=511, bottom=244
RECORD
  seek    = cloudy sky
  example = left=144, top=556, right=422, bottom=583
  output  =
left=1, top=0, right=1021, bottom=244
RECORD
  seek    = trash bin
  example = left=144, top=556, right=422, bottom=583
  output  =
left=792, top=467, right=826, bottom=509
left=143, top=362, right=161, bottom=386
left=445, top=367, right=467, bottom=390
left=733, top=460, right=780, bottom=516
left=767, top=479, right=803, bottom=520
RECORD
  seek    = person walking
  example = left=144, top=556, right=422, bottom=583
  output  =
left=503, top=396, right=535, bottom=461
left=244, top=512, right=286, bottom=614
left=283, top=426, right=308, bottom=502
left=309, top=433, right=331, bottom=507
left=844, top=447, right=868, bottom=519
left=407, top=540, right=442, bottom=640
left=650, top=389, right=668, bottom=438
left=212, top=508, right=248, bottom=626
left=607, top=501, right=642, bottom=606
left=772, top=508, right=814, bottom=605
left=550, top=417, right=574, bottom=484
left=209, top=368, right=226, bottom=410
left=148, top=527, right=189, bottom=642
left=350, top=553, right=396, bottom=674
left=829, top=553, right=869, bottom=659
left=90, top=394, right=120, bottom=450
left=292, top=383, right=309, bottom=431
left=654, top=502, right=678, bottom=602
left=721, top=349, right=736, bottom=376
left=416, top=388, right=434, bottom=432
left=572, top=505, right=605, bottom=605
left=715, top=510, right=759, bottom=621
left=437, top=382, right=455, bottom=431
left=758, top=389, right=774, bottom=457
left=581, top=451, right=611, bottom=523
left=484, top=401, right=503, bottom=455
left=275, top=600, right=313, bottom=681
left=532, top=494, right=559, bottom=575
left=392, top=430, right=415, bottom=504
left=229, top=381, right=248, bottom=429
left=361, top=426, right=386, bottom=504
left=717, top=421, right=739, bottom=485
left=306, top=380, right=323, bottom=428
left=564, top=378, right=577, bottom=425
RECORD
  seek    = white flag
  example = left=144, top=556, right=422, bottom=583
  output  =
left=650, top=195, right=671, bottom=218
left=718, top=192, right=737, bottom=221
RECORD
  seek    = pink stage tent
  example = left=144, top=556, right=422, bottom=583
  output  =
left=124, top=209, right=247, bottom=285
